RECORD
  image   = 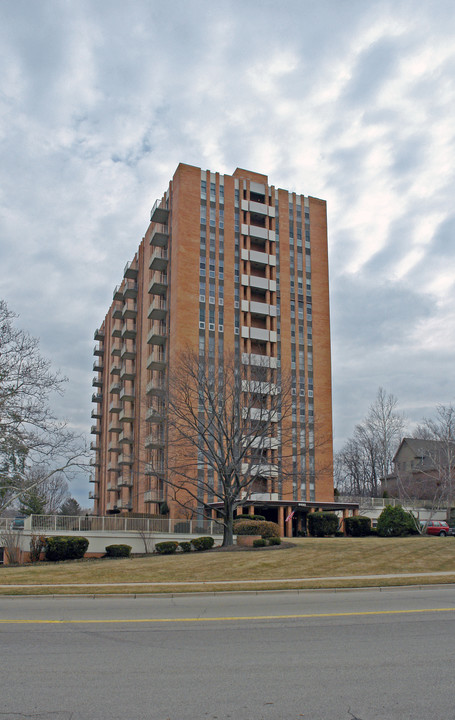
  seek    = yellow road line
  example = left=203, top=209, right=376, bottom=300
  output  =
left=1, top=607, right=455, bottom=624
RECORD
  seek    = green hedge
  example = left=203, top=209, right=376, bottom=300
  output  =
left=307, top=512, right=339, bottom=537
left=268, top=536, right=281, bottom=546
left=345, top=516, right=371, bottom=537
left=377, top=505, right=418, bottom=537
left=179, top=541, right=192, bottom=553
left=155, top=541, right=178, bottom=555
left=235, top=514, right=266, bottom=522
left=253, top=538, right=267, bottom=547
left=44, top=536, right=89, bottom=562
left=233, top=520, right=281, bottom=538
left=105, top=544, right=132, bottom=558
left=191, top=536, right=215, bottom=551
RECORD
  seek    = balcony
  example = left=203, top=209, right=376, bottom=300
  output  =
left=147, top=298, right=167, bottom=320
left=116, top=499, right=133, bottom=511
left=107, top=462, right=119, bottom=472
left=91, top=424, right=101, bottom=435
left=118, top=474, right=133, bottom=487
left=92, top=376, right=103, bottom=388
left=122, top=302, right=137, bottom=320
left=121, top=322, right=136, bottom=340
left=124, top=260, right=138, bottom=280
left=93, top=344, right=104, bottom=356
left=108, top=420, right=122, bottom=433
left=93, top=359, right=103, bottom=372
left=108, top=440, right=120, bottom=453
left=89, top=476, right=99, bottom=484
left=123, top=280, right=138, bottom=299
left=90, top=441, right=99, bottom=451
left=94, top=328, right=104, bottom=341
left=147, top=327, right=167, bottom=345
left=92, top=393, right=103, bottom=404
left=145, top=462, right=165, bottom=476
left=109, top=401, right=121, bottom=413
left=149, top=248, right=168, bottom=272
left=113, top=285, right=123, bottom=301
left=241, top=463, right=278, bottom=477
left=120, top=342, right=136, bottom=360
left=110, top=364, right=121, bottom=375
left=88, top=491, right=99, bottom=500
left=147, top=349, right=167, bottom=371
left=150, top=200, right=169, bottom=225
left=144, top=490, right=165, bottom=503
left=106, top=482, right=118, bottom=492
left=111, top=342, right=121, bottom=356
left=118, top=453, right=134, bottom=466
left=112, top=302, right=123, bottom=319
left=119, top=430, right=134, bottom=444
left=91, top=407, right=102, bottom=420
left=146, top=405, right=165, bottom=422
left=120, top=386, right=135, bottom=402
left=111, top=322, right=122, bottom=338
left=146, top=379, right=166, bottom=396
left=241, top=353, right=279, bottom=368
left=89, top=457, right=100, bottom=467
left=148, top=274, right=168, bottom=296
left=119, top=407, right=134, bottom=423
left=109, top=381, right=121, bottom=394
left=145, top=432, right=165, bottom=449
left=120, top=364, right=135, bottom=381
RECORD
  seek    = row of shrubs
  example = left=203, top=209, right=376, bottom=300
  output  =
left=155, top=536, right=215, bottom=554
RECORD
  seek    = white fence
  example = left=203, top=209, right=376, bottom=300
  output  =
left=337, top=496, right=443, bottom=511
left=27, top=514, right=223, bottom=535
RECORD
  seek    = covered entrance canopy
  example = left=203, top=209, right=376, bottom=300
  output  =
left=209, top=497, right=360, bottom=537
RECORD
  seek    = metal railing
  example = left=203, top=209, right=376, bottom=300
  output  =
left=337, top=495, right=444, bottom=510
left=29, top=514, right=223, bottom=535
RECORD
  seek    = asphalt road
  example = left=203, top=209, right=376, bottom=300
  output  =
left=1, top=587, right=454, bottom=720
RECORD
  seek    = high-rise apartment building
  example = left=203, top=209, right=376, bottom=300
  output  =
left=91, top=163, right=341, bottom=537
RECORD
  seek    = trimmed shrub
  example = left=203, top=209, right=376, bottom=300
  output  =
left=155, top=541, right=178, bottom=555
left=307, top=512, right=339, bottom=537
left=191, top=536, right=215, bottom=551
left=345, top=516, right=371, bottom=537
left=377, top=505, right=418, bottom=537
left=29, top=535, right=46, bottom=563
left=233, top=520, right=281, bottom=538
left=105, top=544, right=132, bottom=558
left=235, top=514, right=266, bottom=522
left=179, top=541, right=192, bottom=553
left=44, top=536, right=89, bottom=562
left=253, top=538, right=267, bottom=547
left=268, top=536, right=281, bottom=546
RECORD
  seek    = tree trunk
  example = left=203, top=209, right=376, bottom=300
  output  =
left=222, top=502, right=235, bottom=546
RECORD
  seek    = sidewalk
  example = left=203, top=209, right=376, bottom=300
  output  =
left=2, top=570, right=455, bottom=591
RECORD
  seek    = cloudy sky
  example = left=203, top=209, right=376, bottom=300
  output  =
left=1, top=0, right=454, bottom=504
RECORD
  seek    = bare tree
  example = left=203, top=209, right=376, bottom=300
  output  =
left=0, top=300, right=88, bottom=513
left=149, top=351, right=293, bottom=546
left=336, top=388, right=405, bottom=497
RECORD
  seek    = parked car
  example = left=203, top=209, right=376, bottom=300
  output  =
left=425, top=520, right=450, bottom=536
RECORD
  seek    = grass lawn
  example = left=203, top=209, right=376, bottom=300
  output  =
left=1, top=536, right=454, bottom=595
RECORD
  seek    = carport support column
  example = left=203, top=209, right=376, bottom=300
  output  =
left=285, top=506, right=293, bottom=538
left=278, top=506, right=285, bottom=537
left=341, top=508, right=348, bottom=535
left=248, top=505, right=255, bottom=516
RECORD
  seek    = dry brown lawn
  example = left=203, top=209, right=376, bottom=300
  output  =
left=1, top=536, right=454, bottom=595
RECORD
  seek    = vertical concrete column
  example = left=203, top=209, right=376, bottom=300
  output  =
left=353, top=507, right=359, bottom=517
left=236, top=507, right=243, bottom=516
left=285, top=506, right=293, bottom=538
left=248, top=505, right=255, bottom=516
left=278, top=506, right=285, bottom=537
left=341, top=508, right=348, bottom=535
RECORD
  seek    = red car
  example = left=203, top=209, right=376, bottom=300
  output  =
left=425, top=520, right=450, bottom=536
